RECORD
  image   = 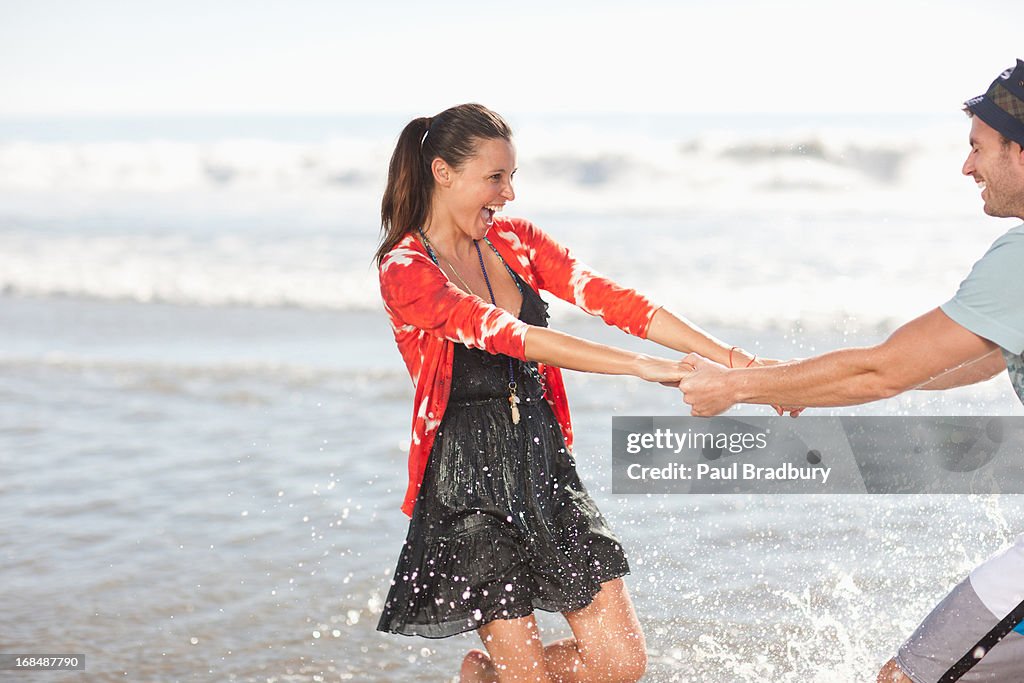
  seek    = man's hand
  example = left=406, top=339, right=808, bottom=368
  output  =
left=677, top=354, right=805, bottom=417
left=677, top=353, right=737, bottom=416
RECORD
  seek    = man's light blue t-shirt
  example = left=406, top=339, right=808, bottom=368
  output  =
left=941, top=224, right=1024, bottom=633
left=941, top=223, right=1024, bottom=403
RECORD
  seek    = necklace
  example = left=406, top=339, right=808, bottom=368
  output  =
left=418, top=228, right=523, bottom=425
left=418, top=232, right=477, bottom=295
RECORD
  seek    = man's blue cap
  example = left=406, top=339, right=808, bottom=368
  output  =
left=965, top=59, right=1024, bottom=147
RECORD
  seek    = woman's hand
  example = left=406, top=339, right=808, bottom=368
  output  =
left=635, top=355, right=695, bottom=384
left=677, top=354, right=806, bottom=417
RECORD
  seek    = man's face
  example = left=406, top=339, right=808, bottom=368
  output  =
left=962, top=116, right=1024, bottom=219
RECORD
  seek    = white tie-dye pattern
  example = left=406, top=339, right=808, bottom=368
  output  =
left=569, top=261, right=608, bottom=318
left=414, top=395, right=439, bottom=441
left=493, top=228, right=521, bottom=251
left=449, top=324, right=475, bottom=348
left=497, top=220, right=609, bottom=318
left=477, top=309, right=528, bottom=350
left=383, top=304, right=419, bottom=334
left=494, top=227, right=533, bottom=273
left=442, top=306, right=525, bottom=352
left=385, top=318, right=427, bottom=379
left=379, top=246, right=419, bottom=273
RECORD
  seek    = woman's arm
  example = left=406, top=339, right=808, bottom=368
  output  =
left=382, top=240, right=689, bottom=383
left=645, top=307, right=756, bottom=367
left=524, top=327, right=692, bottom=383
left=508, top=220, right=759, bottom=366
left=510, top=219, right=660, bottom=337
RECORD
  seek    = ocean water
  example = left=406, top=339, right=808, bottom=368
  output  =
left=1, top=113, right=1023, bottom=682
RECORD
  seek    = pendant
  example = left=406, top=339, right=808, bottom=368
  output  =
left=509, top=388, right=521, bottom=425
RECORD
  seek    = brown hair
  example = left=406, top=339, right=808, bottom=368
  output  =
left=376, top=104, right=513, bottom=264
left=963, top=107, right=1013, bottom=148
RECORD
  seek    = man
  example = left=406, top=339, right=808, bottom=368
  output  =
left=678, top=61, right=1024, bottom=683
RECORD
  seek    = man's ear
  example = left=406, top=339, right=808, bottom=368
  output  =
left=431, top=158, right=451, bottom=186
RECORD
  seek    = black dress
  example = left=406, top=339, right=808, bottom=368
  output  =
left=377, top=271, right=629, bottom=638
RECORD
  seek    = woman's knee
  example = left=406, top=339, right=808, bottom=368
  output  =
left=586, top=632, right=647, bottom=682
left=478, top=615, right=551, bottom=682
left=567, top=579, right=647, bottom=681
left=606, top=647, right=647, bottom=682
left=614, top=636, right=648, bottom=682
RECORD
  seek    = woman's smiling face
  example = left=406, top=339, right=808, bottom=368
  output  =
left=437, top=137, right=517, bottom=240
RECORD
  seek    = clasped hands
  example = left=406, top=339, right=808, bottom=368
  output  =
left=669, top=354, right=804, bottom=418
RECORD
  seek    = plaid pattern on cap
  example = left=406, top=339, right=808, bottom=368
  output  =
left=990, top=82, right=1024, bottom=121
left=965, top=59, right=1024, bottom=147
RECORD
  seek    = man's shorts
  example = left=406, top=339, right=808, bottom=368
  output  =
left=896, top=566, right=1024, bottom=682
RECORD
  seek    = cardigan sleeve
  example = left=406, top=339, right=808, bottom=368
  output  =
left=510, top=218, right=660, bottom=338
left=380, top=243, right=530, bottom=359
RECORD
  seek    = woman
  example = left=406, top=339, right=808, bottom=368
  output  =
left=375, top=104, right=762, bottom=682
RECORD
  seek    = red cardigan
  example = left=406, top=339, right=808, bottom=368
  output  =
left=379, top=216, right=660, bottom=515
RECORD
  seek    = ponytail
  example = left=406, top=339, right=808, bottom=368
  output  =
left=376, top=104, right=513, bottom=265
left=377, top=117, right=432, bottom=265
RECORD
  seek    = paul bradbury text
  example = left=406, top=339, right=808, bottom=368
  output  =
left=626, top=461, right=832, bottom=484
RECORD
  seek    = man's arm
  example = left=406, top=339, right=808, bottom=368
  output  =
left=678, top=308, right=999, bottom=416
left=916, top=347, right=1005, bottom=390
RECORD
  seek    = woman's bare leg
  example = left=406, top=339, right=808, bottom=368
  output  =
left=460, top=614, right=552, bottom=683
left=543, top=578, right=647, bottom=683
left=460, top=648, right=497, bottom=682
left=460, top=579, right=645, bottom=682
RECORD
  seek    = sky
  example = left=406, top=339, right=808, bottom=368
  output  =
left=0, top=0, right=1020, bottom=116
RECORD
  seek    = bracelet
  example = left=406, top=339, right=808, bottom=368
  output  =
left=729, top=346, right=757, bottom=369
